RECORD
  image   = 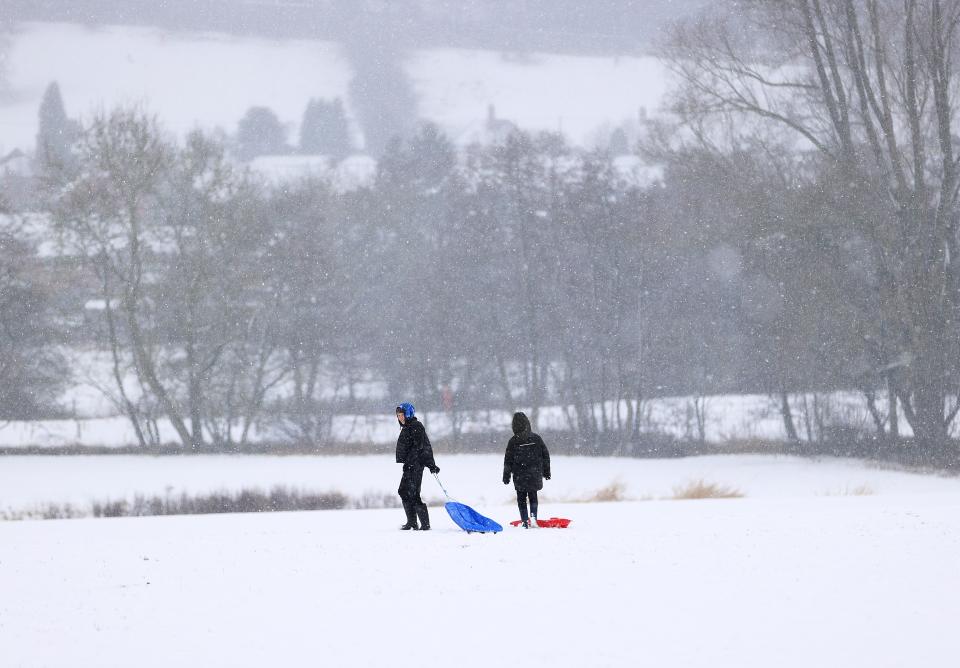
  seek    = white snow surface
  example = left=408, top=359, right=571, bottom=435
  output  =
left=2, top=453, right=958, bottom=513
left=0, top=345, right=918, bottom=448
left=2, top=487, right=959, bottom=666
left=2, top=22, right=352, bottom=150
left=407, top=48, right=666, bottom=145
left=0, top=389, right=917, bottom=449
left=0, top=22, right=666, bottom=154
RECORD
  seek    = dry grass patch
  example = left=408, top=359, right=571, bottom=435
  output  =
left=1, top=486, right=404, bottom=522
left=713, top=439, right=789, bottom=456
left=585, top=479, right=627, bottom=502
left=670, top=479, right=744, bottom=500
left=523, top=479, right=639, bottom=504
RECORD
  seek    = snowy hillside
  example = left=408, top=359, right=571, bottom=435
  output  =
left=3, top=489, right=959, bottom=667
left=0, top=22, right=667, bottom=154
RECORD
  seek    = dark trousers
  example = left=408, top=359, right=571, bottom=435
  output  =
left=398, top=463, right=425, bottom=503
left=517, top=489, right=539, bottom=522
left=398, top=464, right=430, bottom=527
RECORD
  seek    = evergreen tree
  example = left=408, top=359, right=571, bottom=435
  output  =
left=609, top=127, right=630, bottom=155
left=370, top=124, right=460, bottom=403
left=36, top=82, right=78, bottom=174
left=345, top=39, right=418, bottom=157
left=299, top=98, right=352, bottom=160
left=236, top=106, right=287, bottom=161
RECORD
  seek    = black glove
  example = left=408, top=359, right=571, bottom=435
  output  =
left=429, top=465, right=440, bottom=474
left=545, top=475, right=551, bottom=480
left=503, top=477, right=510, bottom=485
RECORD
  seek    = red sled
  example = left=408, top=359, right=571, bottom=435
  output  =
left=510, top=517, right=571, bottom=528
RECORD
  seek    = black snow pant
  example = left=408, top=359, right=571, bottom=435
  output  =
left=516, top=489, right=539, bottom=522
left=398, top=464, right=430, bottom=528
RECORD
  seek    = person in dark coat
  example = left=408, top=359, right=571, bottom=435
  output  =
left=503, top=411, right=551, bottom=528
left=395, top=402, right=440, bottom=530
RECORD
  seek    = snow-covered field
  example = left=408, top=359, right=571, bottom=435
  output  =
left=0, top=22, right=666, bottom=155
left=0, top=390, right=912, bottom=450
left=2, top=453, right=958, bottom=516
left=2, top=483, right=959, bottom=666
left=0, top=346, right=915, bottom=449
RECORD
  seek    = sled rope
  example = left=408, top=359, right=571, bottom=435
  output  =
left=432, top=472, right=456, bottom=502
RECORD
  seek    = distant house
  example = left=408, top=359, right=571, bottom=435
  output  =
left=247, top=153, right=377, bottom=191
left=0, top=149, right=36, bottom=209
left=334, top=155, right=377, bottom=191
left=612, top=155, right=664, bottom=188
left=485, top=105, right=518, bottom=143
left=0, top=149, right=32, bottom=177
left=247, top=154, right=332, bottom=185
left=456, top=104, right=520, bottom=146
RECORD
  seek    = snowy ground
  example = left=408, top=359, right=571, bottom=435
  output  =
left=0, top=346, right=909, bottom=446
left=0, top=386, right=916, bottom=450
left=2, top=453, right=959, bottom=516
left=2, top=490, right=959, bottom=667
left=0, top=22, right=667, bottom=154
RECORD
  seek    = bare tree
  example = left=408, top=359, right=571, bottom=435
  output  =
left=157, top=131, right=287, bottom=449
left=663, top=0, right=960, bottom=455
left=54, top=108, right=194, bottom=447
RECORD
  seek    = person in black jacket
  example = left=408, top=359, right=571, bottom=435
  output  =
left=395, top=402, right=440, bottom=530
left=503, top=411, right=551, bottom=528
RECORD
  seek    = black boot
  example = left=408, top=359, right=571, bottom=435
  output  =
left=400, top=501, right=419, bottom=530
left=416, top=503, right=431, bottom=531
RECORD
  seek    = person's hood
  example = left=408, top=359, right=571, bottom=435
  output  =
left=511, top=411, right=531, bottom=438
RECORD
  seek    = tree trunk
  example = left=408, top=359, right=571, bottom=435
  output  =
left=887, top=375, right=899, bottom=440
left=101, top=270, right=147, bottom=449
left=186, top=341, right=204, bottom=450
left=125, top=300, right=192, bottom=448
left=779, top=390, right=800, bottom=444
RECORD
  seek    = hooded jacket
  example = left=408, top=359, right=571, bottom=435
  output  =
left=395, top=416, right=438, bottom=470
left=503, top=412, right=551, bottom=491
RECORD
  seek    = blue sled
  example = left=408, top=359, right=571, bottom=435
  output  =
left=444, top=501, right=503, bottom=533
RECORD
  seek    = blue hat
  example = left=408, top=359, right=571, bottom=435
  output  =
left=396, top=402, right=415, bottom=419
